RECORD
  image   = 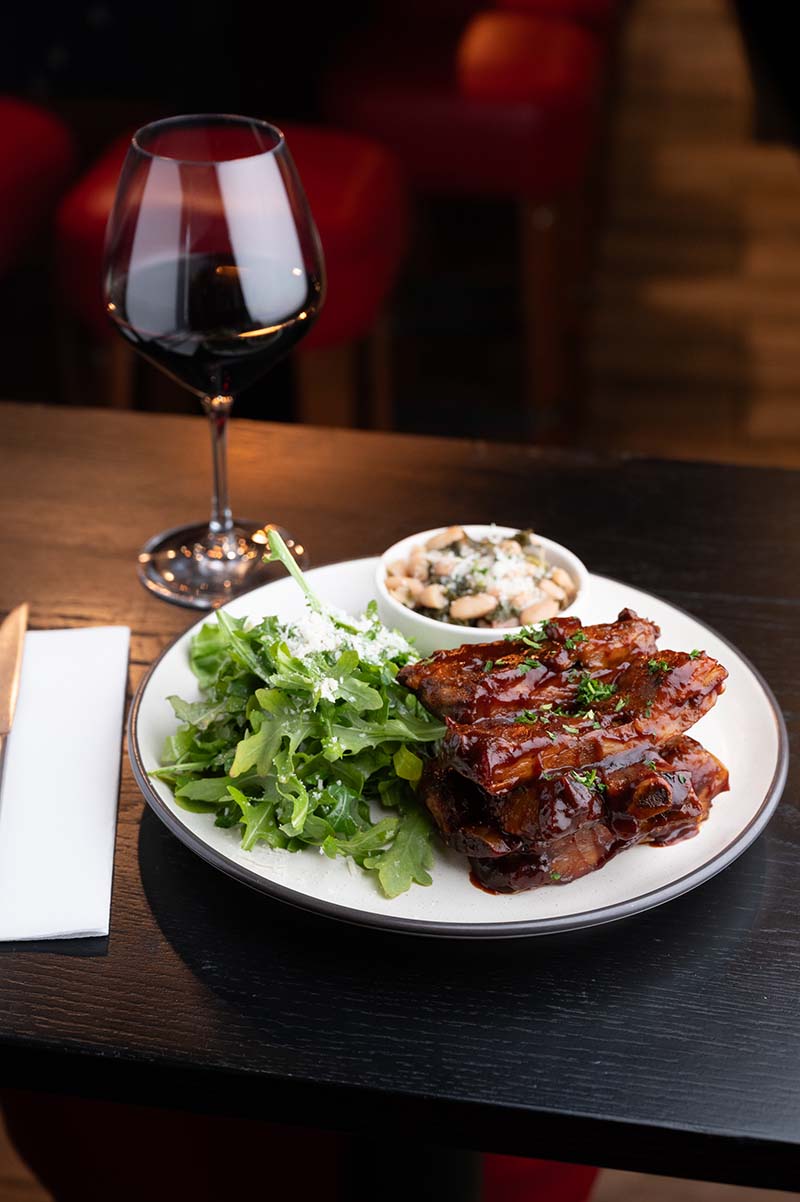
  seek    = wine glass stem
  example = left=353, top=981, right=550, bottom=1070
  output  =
left=202, top=395, right=235, bottom=538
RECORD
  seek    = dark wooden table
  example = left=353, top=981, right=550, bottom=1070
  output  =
left=1, top=402, right=798, bottom=1190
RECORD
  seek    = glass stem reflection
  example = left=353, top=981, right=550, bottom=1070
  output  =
left=202, top=395, right=235, bottom=539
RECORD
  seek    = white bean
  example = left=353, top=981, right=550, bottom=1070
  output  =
left=510, top=591, right=537, bottom=610
left=419, top=583, right=448, bottom=610
left=407, top=546, right=429, bottom=580
left=550, top=567, right=576, bottom=597
left=386, top=558, right=408, bottom=578
left=387, top=576, right=424, bottom=606
left=432, top=556, right=457, bottom=577
left=499, top=539, right=523, bottom=557
left=450, top=593, right=498, bottom=621
left=425, top=525, right=465, bottom=551
left=519, top=598, right=560, bottom=624
left=540, top=578, right=567, bottom=602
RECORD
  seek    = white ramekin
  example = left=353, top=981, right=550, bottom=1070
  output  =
left=375, top=524, right=590, bottom=656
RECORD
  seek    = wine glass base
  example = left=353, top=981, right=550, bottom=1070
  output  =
left=136, top=520, right=308, bottom=610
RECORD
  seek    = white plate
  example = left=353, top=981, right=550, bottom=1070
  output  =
left=129, top=559, right=787, bottom=938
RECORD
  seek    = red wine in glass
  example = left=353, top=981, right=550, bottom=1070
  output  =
left=104, top=115, right=325, bottom=608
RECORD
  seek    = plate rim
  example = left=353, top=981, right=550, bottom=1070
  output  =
left=128, top=559, right=789, bottom=939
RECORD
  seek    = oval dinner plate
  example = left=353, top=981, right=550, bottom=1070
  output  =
left=129, top=559, right=788, bottom=938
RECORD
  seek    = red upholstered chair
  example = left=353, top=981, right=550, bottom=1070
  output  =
left=483, top=1154, right=599, bottom=1201
left=495, top=0, right=620, bottom=33
left=324, top=9, right=606, bottom=434
left=3, top=1087, right=601, bottom=1202
left=0, top=98, right=75, bottom=275
left=55, top=124, right=408, bottom=426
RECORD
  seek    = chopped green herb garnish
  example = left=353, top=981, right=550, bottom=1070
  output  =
left=506, top=621, right=548, bottom=648
left=575, top=673, right=617, bottom=711
left=517, top=706, right=571, bottom=728
left=614, top=696, right=628, bottom=712
left=483, top=660, right=494, bottom=673
left=647, top=658, right=671, bottom=675
left=645, top=759, right=658, bottom=770
left=678, top=773, right=689, bottom=785
left=550, top=870, right=562, bottom=881
left=563, top=724, right=580, bottom=734
left=643, top=699, right=654, bottom=718
left=570, top=767, right=607, bottom=792
left=689, top=649, right=702, bottom=659
left=518, top=657, right=542, bottom=674
left=564, top=630, right=588, bottom=651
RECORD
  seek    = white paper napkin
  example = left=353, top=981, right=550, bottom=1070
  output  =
left=0, top=626, right=130, bottom=941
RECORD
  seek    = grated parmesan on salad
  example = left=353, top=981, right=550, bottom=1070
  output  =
left=284, top=603, right=412, bottom=666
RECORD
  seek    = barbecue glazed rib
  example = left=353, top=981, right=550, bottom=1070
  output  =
left=468, top=737, right=730, bottom=893
left=442, top=649, right=727, bottom=794
left=402, top=610, right=729, bottom=893
left=420, top=736, right=728, bottom=861
left=398, top=608, right=659, bottom=722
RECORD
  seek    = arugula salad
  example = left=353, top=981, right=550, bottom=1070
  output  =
left=155, top=532, right=446, bottom=897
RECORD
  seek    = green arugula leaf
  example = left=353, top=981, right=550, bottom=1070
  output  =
left=172, top=795, right=221, bottom=815
left=167, top=695, right=229, bottom=731
left=275, top=762, right=312, bottom=834
left=265, top=529, right=323, bottom=613
left=175, top=775, right=246, bottom=803
left=393, top=745, right=424, bottom=782
left=320, top=782, right=369, bottom=836
left=189, top=623, right=228, bottom=689
left=364, top=808, right=434, bottom=897
left=160, top=530, right=447, bottom=897
left=323, top=817, right=399, bottom=863
left=227, top=785, right=287, bottom=851
left=216, top=610, right=270, bottom=680
left=330, top=712, right=445, bottom=756
left=331, top=651, right=383, bottom=711
left=378, top=776, right=416, bottom=809
left=160, top=727, right=197, bottom=766
left=232, top=692, right=317, bottom=777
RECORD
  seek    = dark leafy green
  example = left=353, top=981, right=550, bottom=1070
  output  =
left=155, top=532, right=445, bottom=897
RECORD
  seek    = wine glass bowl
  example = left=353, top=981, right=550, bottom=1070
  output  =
left=104, top=114, right=324, bottom=607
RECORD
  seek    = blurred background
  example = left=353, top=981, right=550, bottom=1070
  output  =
left=3, top=4, right=800, bottom=1199
left=5, top=0, right=800, bottom=463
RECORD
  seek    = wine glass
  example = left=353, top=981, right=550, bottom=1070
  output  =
left=103, top=114, right=325, bottom=608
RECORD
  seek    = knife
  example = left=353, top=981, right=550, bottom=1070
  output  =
left=0, top=603, right=28, bottom=800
